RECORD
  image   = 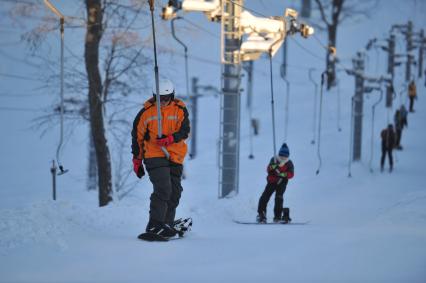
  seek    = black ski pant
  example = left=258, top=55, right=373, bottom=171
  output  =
left=380, top=147, right=393, bottom=170
left=395, top=128, right=402, bottom=147
left=258, top=181, right=287, bottom=218
left=409, top=96, right=415, bottom=112
left=144, top=157, right=183, bottom=225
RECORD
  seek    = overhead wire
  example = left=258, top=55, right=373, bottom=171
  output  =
left=0, top=72, right=41, bottom=81
left=0, top=106, right=44, bottom=112
left=228, top=0, right=269, bottom=18
left=181, top=18, right=219, bottom=38
left=0, top=92, right=48, bottom=97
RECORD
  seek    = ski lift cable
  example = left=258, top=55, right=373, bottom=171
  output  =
left=170, top=17, right=192, bottom=157
left=336, top=82, right=342, bottom=131
left=228, top=0, right=269, bottom=18
left=282, top=76, right=290, bottom=141
left=311, top=34, right=356, bottom=72
left=0, top=72, right=41, bottom=81
left=44, top=0, right=68, bottom=175
left=171, top=17, right=190, bottom=101
left=290, top=37, right=324, bottom=62
left=226, top=0, right=318, bottom=59
left=348, top=96, right=354, bottom=178
left=316, top=71, right=327, bottom=175
left=55, top=16, right=66, bottom=174
left=269, top=52, right=277, bottom=158
left=369, top=88, right=383, bottom=173
left=0, top=106, right=43, bottom=112
left=181, top=18, right=219, bottom=39
left=149, top=0, right=170, bottom=160
left=308, top=68, right=318, bottom=144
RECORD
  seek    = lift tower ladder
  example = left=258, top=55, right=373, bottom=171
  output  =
left=218, top=0, right=243, bottom=198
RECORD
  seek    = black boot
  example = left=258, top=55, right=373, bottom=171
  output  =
left=282, top=207, right=292, bottom=223
left=146, top=219, right=177, bottom=239
left=256, top=211, right=267, bottom=223
left=273, top=211, right=282, bottom=223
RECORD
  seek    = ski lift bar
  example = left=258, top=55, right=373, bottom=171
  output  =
left=44, top=0, right=68, bottom=176
left=44, top=0, right=65, bottom=19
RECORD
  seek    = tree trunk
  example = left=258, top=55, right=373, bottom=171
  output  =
left=326, top=0, right=343, bottom=90
left=87, top=129, right=97, bottom=191
left=326, top=24, right=337, bottom=89
left=84, top=0, right=113, bottom=206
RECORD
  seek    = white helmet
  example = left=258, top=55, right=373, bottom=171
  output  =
left=152, top=78, right=175, bottom=96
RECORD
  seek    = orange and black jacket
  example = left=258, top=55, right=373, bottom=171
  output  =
left=132, top=98, right=190, bottom=164
left=408, top=82, right=417, bottom=98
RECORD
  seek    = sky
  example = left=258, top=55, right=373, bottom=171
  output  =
left=0, top=0, right=426, bottom=282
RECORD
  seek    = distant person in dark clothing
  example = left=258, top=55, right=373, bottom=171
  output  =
left=408, top=80, right=417, bottom=112
left=394, top=105, right=408, bottom=150
left=400, top=104, right=408, bottom=128
left=394, top=110, right=403, bottom=150
left=380, top=124, right=396, bottom=172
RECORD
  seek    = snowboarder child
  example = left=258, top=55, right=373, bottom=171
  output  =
left=257, top=143, right=294, bottom=223
left=131, top=78, right=190, bottom=240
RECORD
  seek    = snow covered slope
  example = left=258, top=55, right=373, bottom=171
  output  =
left=1, top=0, right=426, bottom=282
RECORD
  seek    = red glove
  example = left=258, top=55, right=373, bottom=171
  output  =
left=132, top=158, right=145, bottom=178
left=156, top=135, right=174, bottom=147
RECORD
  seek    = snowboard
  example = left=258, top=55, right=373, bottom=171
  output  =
left=137, top=217, right=192, bottom=242
left=137, top=232, right=184, bottom=242
left=233, top=220, right=310, bottom=225
left=138, top=232, right=171, bottom=242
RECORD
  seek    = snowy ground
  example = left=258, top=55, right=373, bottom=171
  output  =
left=1, top=1, right=426, bottom=282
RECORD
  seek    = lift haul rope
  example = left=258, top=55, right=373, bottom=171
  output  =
left=369, top=88, right=383, bottom=172
left=316, top=71, right=327, bottom=175
left=149, top=0, right=170, bottom=160
left=269, top=52, right=277, bottom=158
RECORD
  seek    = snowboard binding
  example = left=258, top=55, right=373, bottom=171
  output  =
left=173, top=217, right=193, bottom=237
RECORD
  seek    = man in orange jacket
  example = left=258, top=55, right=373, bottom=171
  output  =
left=132, top=78, right=190, bottom=239
left=408, top=80, right=417, bottom=112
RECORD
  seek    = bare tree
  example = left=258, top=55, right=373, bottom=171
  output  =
left=84, top=0, right=113, bottom=207
left=6, top=0, right=152, bottom=206
left=312, top=0, right=377, bottom=89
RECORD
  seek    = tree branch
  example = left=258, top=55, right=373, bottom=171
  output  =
left=314, top=0, right=331, bottom=27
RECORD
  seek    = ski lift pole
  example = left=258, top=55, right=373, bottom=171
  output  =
left=171, top=17, right=189, bottom=102
left=149, top=0, right=170, bottom=159
left=269, top=32, right=285, bottom=157
left=348, top=96, right=354, bottom=178
left=44, top=0, right=67, bottom=175
left=268, top=33, right=284, bottom=156
left=50, top=160, right=57, bottom=200
left=369, top=88, right=383, bottom=172
left=308, top=68, right=318, bottom=144
left=283, top=77, right=290, bottom=141
left=316, top=71, right=327, bottom=175
left=279, top=40, right=290, bottom=141
left=336, top=76, right=342, bottom=132
left=269, top=51, right=277, bottom=157
left=171, top=17, right=192, bottom=155
left=56, top=16, right=67, bottom=174
left=243, top=61, right=254, bottom=159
